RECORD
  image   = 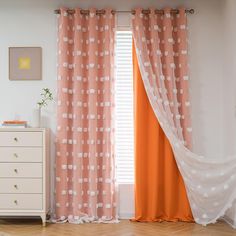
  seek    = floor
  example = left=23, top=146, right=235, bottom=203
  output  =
left=0, top=219, right=236, bottom=236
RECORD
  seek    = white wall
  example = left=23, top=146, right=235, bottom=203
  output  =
left=221, top=0, right=236, bottom=157
left=0, top=0, right=230, bottom=218
left=220, top=0, right=236, bottom=225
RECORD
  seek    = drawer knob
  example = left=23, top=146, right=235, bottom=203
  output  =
left=14, top=153, right=18, bottom=158
left=14, top=200, right=18, bottom=205
left=14, top=137, right=18, bottom=142
left=14, top=169, right=18, bottom=173
left=14, top=184, right=18, bottom=189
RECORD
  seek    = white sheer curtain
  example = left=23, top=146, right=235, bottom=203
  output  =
left=132, top=7, right=236, bottom=227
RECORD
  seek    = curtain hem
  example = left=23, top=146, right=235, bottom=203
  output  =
left=50, top=216, right=119, bottom=224
left=130, top=218, right=194, bottom=223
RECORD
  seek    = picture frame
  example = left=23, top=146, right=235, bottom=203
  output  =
left=9, top=47, right=42, bottom=81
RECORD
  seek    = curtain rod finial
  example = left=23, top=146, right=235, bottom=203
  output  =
left=189, top=9, right=194, bottom=14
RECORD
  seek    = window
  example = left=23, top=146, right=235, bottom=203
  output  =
left=115, top=31, right=134, bottom=184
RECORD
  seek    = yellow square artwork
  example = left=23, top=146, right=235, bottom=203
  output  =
left=18, top=57, right=31, bottom=70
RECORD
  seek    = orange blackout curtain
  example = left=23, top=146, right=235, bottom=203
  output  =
left=133, top=44, right=193, bottom=222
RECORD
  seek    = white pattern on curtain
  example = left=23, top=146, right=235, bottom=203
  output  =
left=132, top=7, right=236, bottom=227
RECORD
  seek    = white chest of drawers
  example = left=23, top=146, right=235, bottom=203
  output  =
left=0, top=128, right=50, bottom=226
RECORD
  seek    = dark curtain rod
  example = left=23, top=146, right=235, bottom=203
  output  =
left=54, top=8, right=194, bottom=15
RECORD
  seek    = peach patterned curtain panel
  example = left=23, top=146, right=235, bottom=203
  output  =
left=55, top=8, right=117, bottom=223
left=133, top=7, right=192, bottom=149
left=132, top=7, right=236, bottom=227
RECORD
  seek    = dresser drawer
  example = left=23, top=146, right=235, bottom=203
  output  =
left=0, top=147, right=42, bottom=162
left=0, top=132, right=42, bottom=147
left=0, top=179, right=42, bottom=193
left=0, top=194, right=42, bottom=210
left=0, top=163, right=42, bottom=178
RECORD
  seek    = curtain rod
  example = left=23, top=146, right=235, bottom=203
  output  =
left=54, top=9, right=194, bottom=15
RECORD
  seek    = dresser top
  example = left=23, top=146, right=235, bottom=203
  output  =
left=0, top=128, right=48, bottom=132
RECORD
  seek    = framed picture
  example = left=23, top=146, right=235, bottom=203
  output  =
left=9, top=47, right=42, bottom=81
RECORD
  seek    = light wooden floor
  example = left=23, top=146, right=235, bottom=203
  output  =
left=0, top=219, right=236, bottom=236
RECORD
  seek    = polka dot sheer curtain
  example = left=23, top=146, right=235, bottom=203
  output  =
left=55, top=8, right=117, bottom=223
left=132, top=7, right=236, bottom=227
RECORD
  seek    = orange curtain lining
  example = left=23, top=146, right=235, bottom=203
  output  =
left=132, top=42, right=194, bottom=223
